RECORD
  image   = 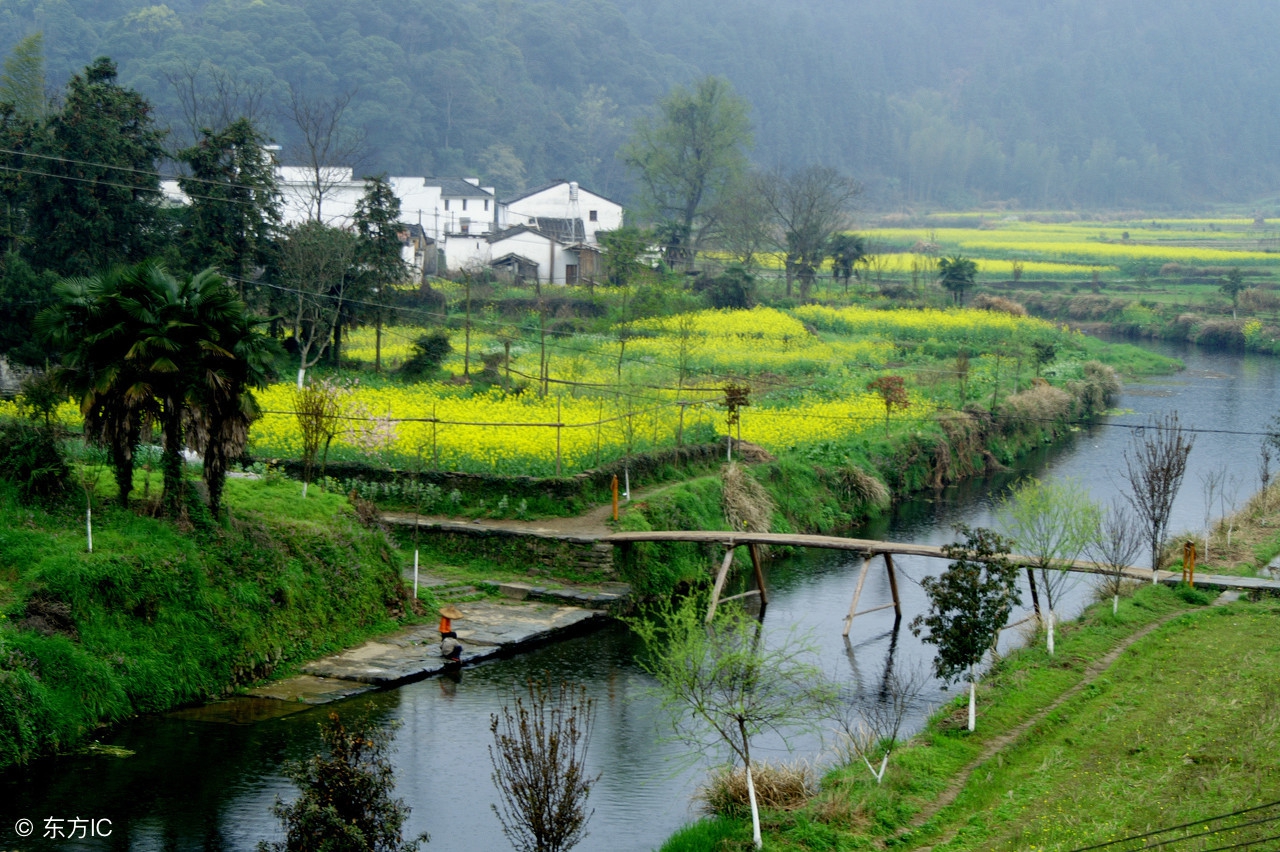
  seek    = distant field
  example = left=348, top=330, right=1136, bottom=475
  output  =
left=861, top=215, right=1280, bottom=283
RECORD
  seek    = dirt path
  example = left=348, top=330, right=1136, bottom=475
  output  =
left=900, top=591, right=1239, bottom=850
left=379, top=477, right=700, bottom=538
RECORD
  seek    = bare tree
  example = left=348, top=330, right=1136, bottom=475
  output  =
left=284, top=85, right=366, bottom=223
left=1123, top=412, right=1196, bottom=581
left=165, top=60, right=273, bottom=149
left=1088, top=500, right=1144, bottom=616
left=1219, top=472, right=1241, bottom=549
left=834, top=659, right=927, bottom=785
left=1198, top=468, right=1225, bottom=563
left=489, top=679, right=599, bottom=852
left=758, top=165, right=861, bottom=299
left=278, top=221, right=358, bottom=387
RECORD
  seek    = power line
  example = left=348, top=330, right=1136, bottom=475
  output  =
left=1068, top=800, right=1280, bottom=852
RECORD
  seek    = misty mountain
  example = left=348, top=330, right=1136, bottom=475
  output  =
left=2, top=0, right=1277, bottom=208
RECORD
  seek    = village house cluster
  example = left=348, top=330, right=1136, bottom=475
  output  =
left=163, top=169, right=625, bottom=286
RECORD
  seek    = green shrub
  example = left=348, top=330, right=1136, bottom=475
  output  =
left=0, top=419, right=69, bottom=503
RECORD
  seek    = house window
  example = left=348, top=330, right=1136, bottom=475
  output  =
left=462, top=199, right=468, bottom=211
left=460, top=217, right=471, bottom=234
left=589, top=210, right=598, bottom=222
left=444, top=199, right=450, bottom=211
left=484, top=200, right=489, bottom=211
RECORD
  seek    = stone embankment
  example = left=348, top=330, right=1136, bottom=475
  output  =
left=243, top=582, right=629, bottom=707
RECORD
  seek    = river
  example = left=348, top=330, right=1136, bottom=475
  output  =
left=5, top=342, right=1276, bottom=852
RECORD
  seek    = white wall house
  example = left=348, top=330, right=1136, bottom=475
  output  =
left=162, top=169, right=606, bottom=283
left=502, top=180, right=624, bottom=244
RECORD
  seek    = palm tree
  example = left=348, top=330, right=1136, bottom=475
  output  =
left=36, top=268, right=156, bottom=507
left=828, top=232, right=867, bottom=295
left=938, top=254, right=978, bottom=306
left=185, top=282, right=278, bottom=516
left=39, top=262, right=276, bottom=516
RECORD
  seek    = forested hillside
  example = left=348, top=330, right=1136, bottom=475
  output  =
left=2, top=0, right=1279, bottom=207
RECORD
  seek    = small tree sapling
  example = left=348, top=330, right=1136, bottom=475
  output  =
left=998, top=477, right=1099, bottom=655
left=489, top=678, right=598, bottom=852
left=911, top=525, right=1020, bottom=732
left=630, top=596, right=835, bottom=849
left=1088, top=501, right=1144, bottom=616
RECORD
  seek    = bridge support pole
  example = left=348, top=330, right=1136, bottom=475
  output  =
left=707, top=547, right=737, bottom=623
left=884, top=552, right=902, bottom=626
left=842, top=557, right=871, bottom=637
left=747, top=543, right=768, bottom=607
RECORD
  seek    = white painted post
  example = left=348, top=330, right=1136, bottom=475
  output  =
left=746, top=763, right=762, bottom=849
left=86, top=506, right=93, bottom=553
left=968, top=664, right=976, bottom=732
left=413, top=548, right=419, bottom=599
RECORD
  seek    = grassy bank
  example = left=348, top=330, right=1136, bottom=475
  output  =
left=0, top=475, right=421, bottom=769
left=612, top=362, right=1123, bottom=595
left=661, top=583, right=1280, bottom=851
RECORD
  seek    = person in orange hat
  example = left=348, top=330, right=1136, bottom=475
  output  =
left=438, top=604, right=463, bottom=661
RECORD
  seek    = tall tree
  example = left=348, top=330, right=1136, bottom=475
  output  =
left=0, top=32, right=46, bottom=121
left=276, top=221, right=358, bottom=387
left=0, top=102, right=38, bottom=255
left=284, top=84, right=365, bottom=224
left=759, top=165, right=860, bottom=299
left=177, top=117, right=281, bottom=286
left=1123, top=412, right=1195, bottom=580
left=351, top=175, right=406, bottom=371
left=25, top=58, right=166, bottom=277
left=621, top=76, right=752, bottom=269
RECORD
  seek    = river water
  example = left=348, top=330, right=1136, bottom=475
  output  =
left=5, top=342, right=1276, bottom=852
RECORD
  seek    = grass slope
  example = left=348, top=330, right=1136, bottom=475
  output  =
left=0, top=477, right=419, bottom=768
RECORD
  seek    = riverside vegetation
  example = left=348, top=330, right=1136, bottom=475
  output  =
left=0, top=290, right=1166, bottom=769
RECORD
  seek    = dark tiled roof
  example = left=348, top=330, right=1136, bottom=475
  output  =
left=532, top=217, right=586, bottom=243
left=423, top=177, right=494, bottom=197
left=487, top=224, right=547, bottom=243
left=505, top=179, right=622, bottom=207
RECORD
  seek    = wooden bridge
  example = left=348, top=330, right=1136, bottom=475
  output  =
left=601, top=530, right=1280, bottom=633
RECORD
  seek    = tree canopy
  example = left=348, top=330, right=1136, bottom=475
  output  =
left=621, top=76, right=752, bottom=267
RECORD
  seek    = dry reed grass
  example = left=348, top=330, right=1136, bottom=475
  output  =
left=721, top=462, right=774, bottom=534
left=696, top=760, right=819, bottom=817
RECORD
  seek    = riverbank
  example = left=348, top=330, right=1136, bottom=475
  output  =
left=0, top=477, right=420, bottom=768
left=662, top=583, right=1280, bottom=851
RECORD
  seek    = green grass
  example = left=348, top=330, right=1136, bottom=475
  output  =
left=671, top=583, right=1231, bottom=850
left=0, top=475, right=420, bottom=768
left=930, top=599, right=1280, bottom=851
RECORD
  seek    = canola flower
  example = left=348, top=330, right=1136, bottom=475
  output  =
left=244, top=306, right=970, bottom=474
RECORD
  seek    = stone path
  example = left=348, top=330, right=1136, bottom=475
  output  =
left=246, top=598, right=614, bottom=706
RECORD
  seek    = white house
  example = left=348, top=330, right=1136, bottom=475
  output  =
left=501, top=180, right=624, bottom=244
left=162, top=168, right=607, bottom=283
